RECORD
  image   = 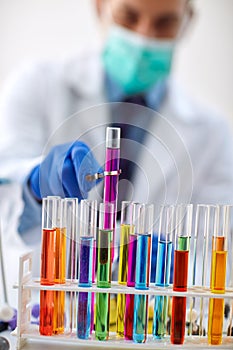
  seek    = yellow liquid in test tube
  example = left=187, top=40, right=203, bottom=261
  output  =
left=208, top=236, right=227, bottom=345
left=116, top=224, right=131, bottom=336
left=53, top=227, right=66, bottom=334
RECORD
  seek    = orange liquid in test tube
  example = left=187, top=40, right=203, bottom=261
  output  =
left=40, top=228, right=56, bottom=336
left=208, top=236, right=227, bottom=345
left=53, top=227, right=66, bottom=334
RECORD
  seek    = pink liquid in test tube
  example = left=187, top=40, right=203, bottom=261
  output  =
left=103, top=127, right=121, bottom=261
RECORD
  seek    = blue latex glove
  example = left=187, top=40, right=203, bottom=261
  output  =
left=29, top=141, right=103, bottom=200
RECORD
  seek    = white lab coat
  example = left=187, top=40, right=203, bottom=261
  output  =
left=1, top=49, right=233, bottom=300
left=1, top=48, right=233, bottom=206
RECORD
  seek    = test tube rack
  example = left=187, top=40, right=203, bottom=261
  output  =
left=14, top=252, right=233, bottom=350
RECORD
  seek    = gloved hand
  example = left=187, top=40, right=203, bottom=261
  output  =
left=29, top=141, right=103, bottom=200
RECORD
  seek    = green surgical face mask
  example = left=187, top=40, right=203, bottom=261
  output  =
left=102, top=25, right=174, bottom=95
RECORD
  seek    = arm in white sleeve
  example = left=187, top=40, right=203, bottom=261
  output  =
left=18, top=176, right=42, bottom=244
left=0, top=63, right=49, bottom=182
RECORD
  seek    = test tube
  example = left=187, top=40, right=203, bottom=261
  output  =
left=103, top=127, right=121, bottom=262
left=77, top=199, right=97, bottom=339
left=53, top=197, right=66, bottom=335
left=191, top=205, right=215, bottom=336
left=153, top=205, right=174, bottom=339
left=208, top=205, right=230, bottom=345
left=64, top=198, right=79, bottom=334
left=91, top=236, right=96, bottom=333
left=171, top=204, right=193, bottom=344
left=39, top=197, right=57, bottom=336
left=133, top=203, right=153, bottom=343
left=95, top=202, right=114, bottom=341
left=116, top=201, right=134, bottom=337
left=124, top=203, right=138, bottom=340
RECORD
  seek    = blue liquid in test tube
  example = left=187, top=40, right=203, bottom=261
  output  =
left=153, top=205, right=174, bottom=339
left=133, top=204, right=153, bottom=343
left=77, top=200, right=97, bottom=339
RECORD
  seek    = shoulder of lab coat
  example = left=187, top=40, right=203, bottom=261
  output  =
left=0, top=48, right=106, bottom=182
left=161, top=79, right=233, bottom=204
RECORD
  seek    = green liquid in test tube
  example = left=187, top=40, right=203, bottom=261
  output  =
left=95, top=203, right=114, bottom=341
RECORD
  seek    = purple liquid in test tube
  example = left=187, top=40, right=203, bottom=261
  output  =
left=103, top=127, right=121, bottom=262
left=77, top=200, right=97, bottom=339
left=90, top=239, right=96, bottom=333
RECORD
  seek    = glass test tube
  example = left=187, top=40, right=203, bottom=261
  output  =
left=103, top=127, right=120, bottom=262
left=116, top=201, right=134, bottom=337
left=39, top=197, right=57, bottom=336
left=153, top=205, right=174, bottom=339
left=124, top=203, right=138, bottom=340
left=133, top=204, right=153, bottom=343
left=208, top=205, right=229, bottom=345
left=95, top=203, right=114, bottom=341
left=191, top=205, right=214, bottom=336
left=77, top=199, right=97, bottom=339
left=53, top=197, right=66, bottom=335
left=91, top=237, right=96, bottom=333
left=171, top=204, right=193, bottom=345
left=64, top=198, right=79, bottom=334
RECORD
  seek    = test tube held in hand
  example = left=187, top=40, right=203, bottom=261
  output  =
left=133, top=203, right=153, bottom=343
left=103, top=127, right=120, bottom=262
left=171, top=204, right=193, bottom=345
left=95, top=203, right=114, bottom=341
left=77, top=199, right=97, bottom=339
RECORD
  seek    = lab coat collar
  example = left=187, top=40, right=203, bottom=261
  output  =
left=63, top=47, right=106, bottom=103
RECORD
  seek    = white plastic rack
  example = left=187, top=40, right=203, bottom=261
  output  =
left=14, top=252, right=233, bottom=350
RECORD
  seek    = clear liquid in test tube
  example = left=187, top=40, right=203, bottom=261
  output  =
left=64, top=198, right=79, bottom=334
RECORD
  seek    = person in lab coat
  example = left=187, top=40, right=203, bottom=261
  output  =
left=1, top=0, right=233, bottom=244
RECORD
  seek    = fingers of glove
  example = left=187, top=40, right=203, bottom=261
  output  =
left=62, top=156, right=87, bottom=199
left=71, top=143, right=103, bottom=193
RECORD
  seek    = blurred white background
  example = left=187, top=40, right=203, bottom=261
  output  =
left=0, top=0, right=233, bottom=123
